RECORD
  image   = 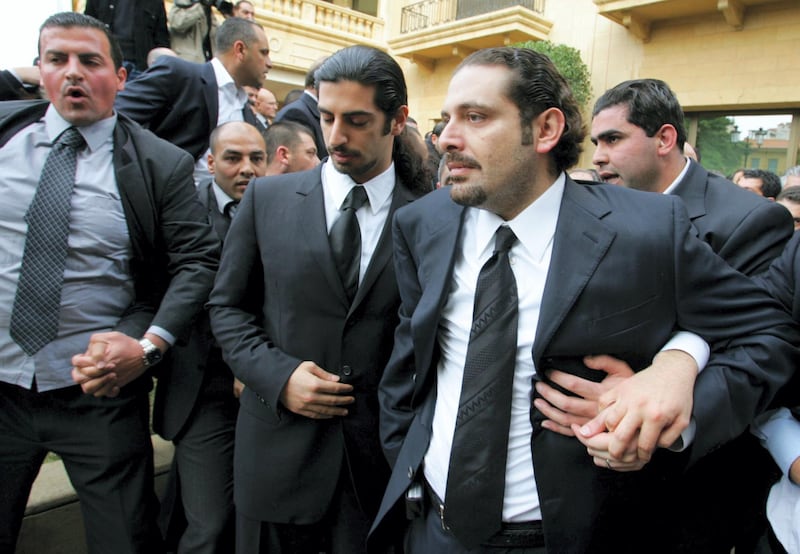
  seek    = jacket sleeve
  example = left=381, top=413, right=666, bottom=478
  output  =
left=716, top=199, right=793, bottom=276
left=115, top=59, right=174, bottom=129
left=115, top=141, right=220, bottom=341
left=207, top=181, right=303, bottom=416
left=665, top=200, right=800, bottom=464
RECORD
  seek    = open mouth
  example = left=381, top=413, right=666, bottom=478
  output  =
left=65, top=87, right=87, bottom=99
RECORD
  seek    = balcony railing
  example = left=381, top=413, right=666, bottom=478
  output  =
left=257, top=0, right=382, bottom=40
left=401, top=0, right=545, bottom=33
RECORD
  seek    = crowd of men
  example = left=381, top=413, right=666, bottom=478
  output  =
left=1, top=6, right=799, bottom=554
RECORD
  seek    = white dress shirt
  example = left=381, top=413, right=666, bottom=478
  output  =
left=321, top=160, right=395, bottom=284
left=193, top=58, right=248, bottom=184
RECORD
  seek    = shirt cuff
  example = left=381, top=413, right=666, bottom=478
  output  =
left=659, top=331, right=709, bottom=373
left=146, top=325, right=175, bottom=347
left=752, top=408, right=800, bottom=476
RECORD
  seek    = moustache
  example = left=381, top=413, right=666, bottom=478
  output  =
left=445, top=152, right=481, bottom=169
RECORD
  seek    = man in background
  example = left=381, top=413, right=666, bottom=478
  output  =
left=738, top=168, right=782, bottom=199
left=155, top=121, right=266, bottom=554
left=85, top=0, right=169, bottom=79
left=263, top=121, right=319, bottom=175
left=116, top=16, right=272, bottom=182
left=274, top=57, right=328, bottom=159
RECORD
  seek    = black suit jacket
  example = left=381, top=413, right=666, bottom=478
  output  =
left=274, top=92, right=325, bottom=159
left=85, top=0, right=170, bottom=70
left=0, top=100, right=220, bottom=386
left=755, top=233, right=800, bottom=408
left=208, top=165, right=418, bottom=524
left=115, top=56, right=218, bottom=161
left=370, top=180, right=799, bottom=553
left=153, top=179, right=230, bottom=439
left=672, top=160, right=792, bottom=275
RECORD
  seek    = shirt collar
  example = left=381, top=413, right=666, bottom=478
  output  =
left=44, top=104, right=116, bottom=153
left=663, top=157, right=692, bottom=195
left=322, top=160, right=395, bottom=215
left=471, top=172, right=565, bottom=263
left=212, top=180, right=237, bottom=214
left=211, top=58, right=247, bottom=103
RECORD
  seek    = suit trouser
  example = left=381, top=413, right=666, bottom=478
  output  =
left=0, top=380, right=163, bottom=554
left=161, top=369, right=238, bottom=554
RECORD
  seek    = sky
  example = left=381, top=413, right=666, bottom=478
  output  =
left=732, top=114, right=793, bottom=137
left=0, top=0, right=72, bottom=68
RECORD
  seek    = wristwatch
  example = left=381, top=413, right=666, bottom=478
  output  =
left=138, top=338, right=163, bottom=368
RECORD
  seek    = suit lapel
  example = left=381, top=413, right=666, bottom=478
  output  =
left=295, top=167, right=350, bottom=307
left=113, top=121, right=156, bottom=259
left=411, top=196, right=465, bottom=394
left=202, top=62, right=218, bottom=139
left=533, top=180, right=616, bottom=365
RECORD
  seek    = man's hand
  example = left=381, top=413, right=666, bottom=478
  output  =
left=579, top=350, right=697, bottom=462
left=71, top=331, right=166, bottom=397
left=572, top=424, right=648, bottom=472
left=790, top=456, right=800, bottom=486
left=279, top=361, right=354, bottom=419
left=233, top=377, right=245, bottom=399
left=534, top=355, right=634, bottom=436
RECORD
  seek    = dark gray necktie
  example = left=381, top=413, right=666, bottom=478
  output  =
left=10, top=127, right=86, bottom=355
left=329, top=186, right=368, bottom=303
left=224, top=200, right=239, bottom=219
left=444, top=225, right=519, bottom=549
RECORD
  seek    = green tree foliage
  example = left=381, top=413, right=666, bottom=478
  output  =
left=514, top=40, right=592, bottom=107
left=695, top=116, right=742, bottom=177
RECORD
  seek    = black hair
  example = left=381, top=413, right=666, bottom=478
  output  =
left=315, top=45, right=429, bottom=194
left=40, top=12, right=123, bottom=70
left=457, top=47, right=585, bottom=173
left=593, top=79, right=687, bottom=150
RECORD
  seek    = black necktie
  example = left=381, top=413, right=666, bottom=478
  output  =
left=444, top=225, right=519, bottom=549
left=224, top=200, right=239, bottom=219
left=329, top=186, right=368, bottom=303
left=10, top=127, right=86, bottom=355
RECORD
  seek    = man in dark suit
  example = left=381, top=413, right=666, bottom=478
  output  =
left=273, top=57, right=327, bottom=159
left=0, top=13, right=219, bottom=553
left=207, top=45, right=429, bottom=554
left=536, top=78, right=794, bottom=553
left=154, top=121, right=267, bottom=553
left=368, top=47, right=798, bottom=553
left=115, top=16, right=271, bottom=181
left=84, top=0, right=170, bottom=78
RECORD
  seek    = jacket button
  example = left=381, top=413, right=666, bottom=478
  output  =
left=342, top=365, right=352, bottom=376
left=407, top=466, right=414, bottom=479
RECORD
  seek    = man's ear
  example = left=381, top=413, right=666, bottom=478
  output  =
left=207, top=152, right=216, bottom=175
left=276, top=145, right=290, bottom=166
left=534, top=107, right=566, bottom=155
left=390, top=105, right=409, bottom=137
left=655, top=124, right=678, bottom=155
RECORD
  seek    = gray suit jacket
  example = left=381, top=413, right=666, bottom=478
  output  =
left=208, top=164, right=419, bottom=523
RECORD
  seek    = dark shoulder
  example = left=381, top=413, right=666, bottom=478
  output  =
left=116, top=114, right=193, bottom=167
